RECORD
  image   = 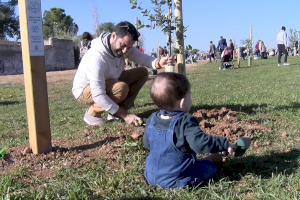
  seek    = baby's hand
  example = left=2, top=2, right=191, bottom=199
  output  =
left=227, top=143, right=236, bottom=155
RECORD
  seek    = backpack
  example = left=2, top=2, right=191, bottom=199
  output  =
left=223, top=47, right=233, bottom=56
left=222, top=38, right=227, bottom=45
left=79, top=40, right=91, bottom=59
left=159, top=47, right=164, bottom=55
left=164, top=48, right=168, bottom=55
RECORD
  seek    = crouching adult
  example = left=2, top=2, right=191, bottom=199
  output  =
left=72, top=21, right=173, bottom=126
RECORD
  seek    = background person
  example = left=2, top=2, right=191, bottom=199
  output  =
left=294, top=39, right=298, bottom=56
left=277, top=26, right=290, bottom=66
left=78, top=32, right=93, bottom=62
left=72, top=21, right=173, bottom=126
left=208, top=41, right=216, bottom=63
left=259, top=40, right=267, bottom=59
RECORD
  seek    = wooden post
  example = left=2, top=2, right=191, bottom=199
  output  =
left=233, top=41, right=235, bottom=60
left=19, top=0, right=52, bottom=154
left=135, top=17, right=139, bottom=47
left=174, top=0, right=185, bottom=74
left=237, top=48, right=240, bottom=68
left=157, top=40, right=160, bottom=59
left=248, top=25, right=252, bottom=67
left=132, top=16, right=138, bottom=68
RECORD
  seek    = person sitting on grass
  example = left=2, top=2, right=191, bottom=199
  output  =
left=143, top=72, right=236, bottom=189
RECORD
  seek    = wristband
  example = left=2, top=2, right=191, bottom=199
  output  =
left=157, top=60, right=162, bottom=69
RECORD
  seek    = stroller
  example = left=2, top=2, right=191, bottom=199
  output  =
left=219, top=47, right=234, bottom=70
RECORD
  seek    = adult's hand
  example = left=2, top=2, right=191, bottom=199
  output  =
left=123, top=113, right=142, bottom=126
left=159, top=55, right=175, bottom=67
left=114, top=108, right=142, bottom=126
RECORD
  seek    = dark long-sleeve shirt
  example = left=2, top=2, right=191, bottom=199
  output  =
left=143, top=112, right=229, bottom=154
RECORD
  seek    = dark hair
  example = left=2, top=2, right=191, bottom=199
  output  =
left=82, top=32, right=92, bottom=40
left=282, top=26, right=286, bottom=31
left=113, top=21, right=140, bottom=41
left=150, top=72, right=190, bottom=111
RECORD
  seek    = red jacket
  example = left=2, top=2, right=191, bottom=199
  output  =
left=138, top=47, right=144, bottom=53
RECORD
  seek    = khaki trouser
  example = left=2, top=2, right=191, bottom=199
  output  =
left=77, top=67, right=149, bottom=117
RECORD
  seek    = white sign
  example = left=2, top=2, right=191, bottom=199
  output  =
left=26, top=0, right=44, bottom=56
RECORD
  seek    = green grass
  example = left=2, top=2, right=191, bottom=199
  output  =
left=1, top=56, right=300, bottom=199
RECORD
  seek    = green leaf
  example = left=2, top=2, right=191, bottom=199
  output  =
left=131, top=5, right=137, bottom=9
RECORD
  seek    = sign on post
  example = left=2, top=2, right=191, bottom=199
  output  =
left=19, top=0, right=52, bottom=154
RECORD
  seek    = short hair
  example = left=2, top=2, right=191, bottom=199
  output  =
left=282, top=26, right=286, bottom=31
left=150, top=72, right=191, bottom=111
left=82, top=32, right=92, bottom=40
left=113, top=21, right=140, bottom=41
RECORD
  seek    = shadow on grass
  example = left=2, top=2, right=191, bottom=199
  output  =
left=118, top=198, right=167, bottom=200
left=190, top=102, right=300, bottom=116
left=221, top=149, right=300, bottom=180
left=0, top=101, right=20, bottom=106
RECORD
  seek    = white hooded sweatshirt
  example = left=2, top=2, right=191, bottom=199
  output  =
left=72, top=32, right=158, bottom=114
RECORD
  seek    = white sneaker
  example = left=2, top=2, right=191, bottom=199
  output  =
left=107, top=113, right=121, bottom=121
left=283, top=63, right=290, bottom=66
left=278, top=63, right=282, bottom=66
left=83, top=108, right=105, bottom=126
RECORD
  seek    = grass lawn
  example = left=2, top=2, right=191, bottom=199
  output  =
left=1, top=56, right=300, bottom=199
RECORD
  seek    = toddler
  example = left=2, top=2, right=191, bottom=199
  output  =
left=143, top=72, right=235, bottom=189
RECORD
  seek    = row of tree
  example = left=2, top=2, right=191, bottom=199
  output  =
left=0, top=2, right=115, bottom=41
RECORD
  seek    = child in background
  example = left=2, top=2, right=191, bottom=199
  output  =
left=143, top=72, right=235, bottom=189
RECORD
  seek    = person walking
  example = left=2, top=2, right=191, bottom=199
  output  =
left=208, top=41, right=216, bottom=63
left=277, top=26, right=290, bottom=66
left=293, top=39, right=298, bottom=56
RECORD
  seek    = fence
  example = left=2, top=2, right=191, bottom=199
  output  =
left=0, top=38, right=75, bottom=75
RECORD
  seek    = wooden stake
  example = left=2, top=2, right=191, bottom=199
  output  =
left=19, top=0, right=52, bottom=154
left=174, top=0, right=185, bottom=75
left=237, top=48, right=240, bottom=68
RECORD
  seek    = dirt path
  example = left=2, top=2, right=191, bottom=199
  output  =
left=0, top=61, right=206, bottom=86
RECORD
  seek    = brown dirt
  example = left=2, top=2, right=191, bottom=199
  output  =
left=0, top=61, right=270, bottom=178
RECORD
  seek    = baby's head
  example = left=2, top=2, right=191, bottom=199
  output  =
left=150, top=72, right=191, bottom=112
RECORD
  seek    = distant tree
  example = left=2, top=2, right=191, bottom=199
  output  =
left=129, top=0, right=176, bottom=56
left=0, top=0, right=19, bottom=40
left=137, top=31, right=146, bottom=49
left=288, top=28, right=299, bottom=48
left=92, top=0, right=99, bottom=34
left=190, top=49, right=199, bottom=55
left=94, top=22, right=115, bottom=37
left=42, top=8, right=78, bottom=40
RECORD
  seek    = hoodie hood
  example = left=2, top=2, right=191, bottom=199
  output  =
left=91, top=32, right=115, bottom=58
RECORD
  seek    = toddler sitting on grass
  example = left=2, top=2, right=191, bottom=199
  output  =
left=143, top=72, right=235, bottom=189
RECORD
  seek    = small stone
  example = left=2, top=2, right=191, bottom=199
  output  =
left=266, top=141, right=271, bottom=146
left=131, top=132, right=143, bottom=139
left=22, top=147, right=32, bottom=155
left=282, top=132, right=288, bottom=138
left=254, top=140, right=259, bottom=148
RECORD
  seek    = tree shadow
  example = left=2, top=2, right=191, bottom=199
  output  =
left=190, top=102, right=300, bottom=115
left=220, top=149, right=300, bottom=181
left=0, top=101, right=20, bottom=106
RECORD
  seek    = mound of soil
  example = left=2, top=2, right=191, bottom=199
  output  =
left=0, top=108, right=269, bottom=178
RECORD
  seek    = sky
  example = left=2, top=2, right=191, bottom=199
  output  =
left=12, top=0, right=300, bottom=55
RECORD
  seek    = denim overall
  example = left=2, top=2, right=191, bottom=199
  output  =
left=144, top=112, right=218, bottom=189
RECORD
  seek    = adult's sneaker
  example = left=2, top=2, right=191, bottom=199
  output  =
left=283, top=63, right=290, bottom=66
left=278, top=63, right=283, bottom=66
left=107, top=113, right=121, bottom=121
left=83, top=108, right=105, bottom=125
